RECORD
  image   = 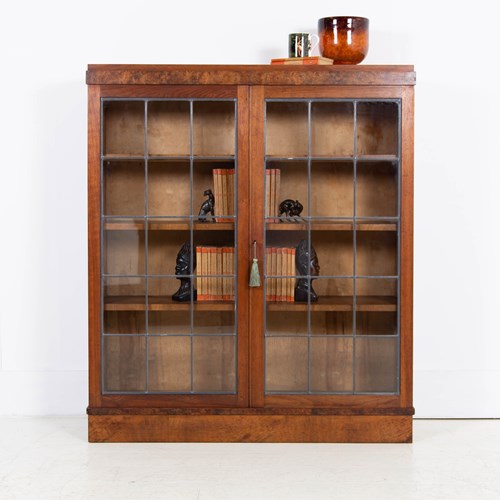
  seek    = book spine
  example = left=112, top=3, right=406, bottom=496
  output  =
left=271, top=247, right=277, bottom=301
left=203, top=246, right=208, bottom=301
left=216, top=247, right=222, bottom=300
left=228, top=169, right=235, bottom=220
left=230, top=247, right=235, bottom=300
left=291, top=247, right=296, bottom=302
left=209, top=247, right=216, bottom=300
left=270, top=169, right=276, bottom=220
left=266, top=247, right=271, bottom=301
left=275, top=168, right=281, bottom=221
left=213, top=169, right=220, bottom=218
left=221, top=169, right=228, bottom=222
left=277, top=248, right=283, bottom=302
left=222, top=247, right=228, bottom=300
left=270, top=57, right=334, bottom=65
left=199, top=247, right=208, bottom=301
left=265, top=169, right=271, bottom=219
left=196, top=246, right=202, bottom=300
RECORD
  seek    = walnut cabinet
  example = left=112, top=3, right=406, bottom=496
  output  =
left=87, top=65, right=415, bottom=442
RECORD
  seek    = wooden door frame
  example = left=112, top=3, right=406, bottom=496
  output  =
left=88, top=84, right=250, bottom=411
left=248, top=85, right=414, bottom=412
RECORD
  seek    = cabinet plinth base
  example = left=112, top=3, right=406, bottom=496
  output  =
left=88, top=414, right=412, bottom=443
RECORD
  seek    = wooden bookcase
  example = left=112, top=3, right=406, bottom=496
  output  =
left=87, top=65, right=415, bottom=442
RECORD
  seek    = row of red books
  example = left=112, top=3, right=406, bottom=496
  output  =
left=270, top=56, right=334, bottom=65
left=265, top=169, right=281, bottom=220
left=211, top=168, right=281, bottom=221
left=196, top=246, right=235, bottom=301
left=212, top=169, right=235, bottom=222
left=266, top=247, right=296, bottom=302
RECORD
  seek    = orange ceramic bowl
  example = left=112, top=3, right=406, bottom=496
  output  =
left=318, top=16, right=369, bottom=65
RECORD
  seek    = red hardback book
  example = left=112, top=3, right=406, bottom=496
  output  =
left=270, top=56, right=334, bottom=65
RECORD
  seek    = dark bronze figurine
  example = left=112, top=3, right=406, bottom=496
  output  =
left=294, top=239, right=320, bottom=302
left=198, top=189, right=215, bottom=222
left=279, top=199, right=303, bottom=222
left=172, top=242, right=197, bottom=302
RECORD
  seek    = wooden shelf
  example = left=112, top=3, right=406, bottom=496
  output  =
left=105, top=296, right=395, bottom=313
left=265, top=155, right=398, bottom=162
left=104, top=220, right=395, bottom=232
left=357, top=155, right=399, bottom=162
left=266, top=221, right=397, bottom=232
left=105, top=296, right=234, bottom=311
left=104, top=220, right=235, bottom=231
left=102, top=155, right=235, bottom=161
left=267, top=296, right=396, bottom=312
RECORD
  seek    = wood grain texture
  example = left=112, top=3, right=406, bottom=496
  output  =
left=88, top=414, right=413, bottom=443
left=248, top=86, right=266, bottom=407
left=98, top=393, right=244, bottom=408
left=236, top=85, right=251, bottom=407
left=99, top=85, right=238, bottom=99
left=400, top=86, right=415, bottom=408
left=87, top=65, right=415, bottom=87
left=88, top=85, right=102, bottom=407
left=263, top=86, right=404, bottom=100
left=88, top=406, right=414, bottom=416
left=87, top=65, right=415, bottom=442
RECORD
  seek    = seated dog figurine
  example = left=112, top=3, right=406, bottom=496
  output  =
left=198, top=189, right=215, bottom=222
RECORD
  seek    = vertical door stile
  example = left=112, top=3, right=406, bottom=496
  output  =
left=248, top=86, right=266, bottom=407
left=236, top=85, right=251, bottom=406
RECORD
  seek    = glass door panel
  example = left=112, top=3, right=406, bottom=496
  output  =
left=356, top=278, right=398, bottom=336
left=310, top=337, right=353, bottom=392
left=101, top=98, right=238, bottom=396
left=265, top=102, right=308, bottom=157
left=148, top=336, right=191, bottom=392
left=103, top=160, right=145, bottom=216
left=311, top=102, right=354, bottom=157
left=356, top=231, right=398, bottom=277
left=103, top=277, right=146, bottom=335
left=103, top=101, right=144, bottom=156
left=266, top=160, right=308, bottom=221
left=356, top=102, right=399, bottom=157
left=193, top=101, right=235, bottom=156
left=103, top=335, right=146, bottom=392
left=192, top=336, right=236, bottom=392
left=147, top=101, right=190, bottom=156
left=148, top=160, right=191, bottom=217
left=266, top=337, right=308, bottom=392
left=355, top=337, right=398, bottom=392
left=356, top=161, right=398, bottom=217
left=103, top=220, right=145, bottom=276
left=263, top=98, right=401, bottom=396
left=310, top=161, right=353, bottom=218
left=310, top=278, right=354, bottom=336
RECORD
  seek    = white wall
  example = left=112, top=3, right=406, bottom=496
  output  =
left=1, top=0, right=498, bottom=417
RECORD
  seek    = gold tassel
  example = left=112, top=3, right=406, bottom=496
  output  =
left=249, top=240, right=261, bottom=287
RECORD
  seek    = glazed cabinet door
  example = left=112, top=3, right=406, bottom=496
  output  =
left=249, top=86, right=412, bottom=409
left=89, top=86, right=249, bottom=408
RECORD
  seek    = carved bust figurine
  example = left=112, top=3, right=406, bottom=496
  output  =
left=172, top=242, right=197, bottom=302
left=294, top=239, right=320, bottom=302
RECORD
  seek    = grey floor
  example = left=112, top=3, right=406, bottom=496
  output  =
left=0, top=417, right=499, bottom=499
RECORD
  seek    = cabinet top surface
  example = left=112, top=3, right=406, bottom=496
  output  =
left=86, top=64, right=416, bottom=86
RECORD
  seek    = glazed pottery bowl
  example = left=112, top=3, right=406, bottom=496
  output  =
left=318, top=16, right=369, bottom=65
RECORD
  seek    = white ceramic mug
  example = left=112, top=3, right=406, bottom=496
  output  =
left=289, top=33, right=320, bottom=57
